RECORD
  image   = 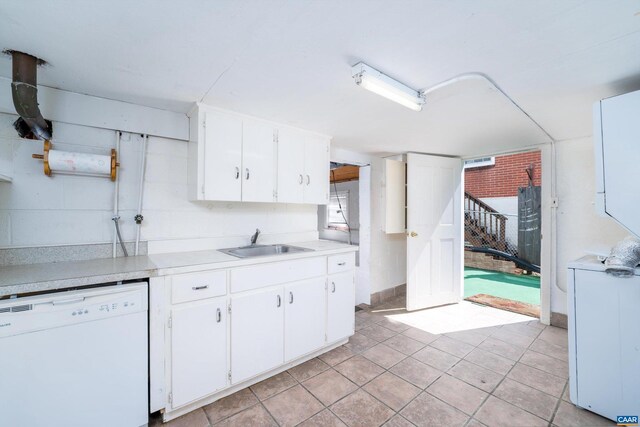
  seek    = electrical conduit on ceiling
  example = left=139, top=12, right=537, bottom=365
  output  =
left=422, top=72, right=558, bottom=321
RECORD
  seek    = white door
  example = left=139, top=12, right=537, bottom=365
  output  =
left=203, top=111, right=243, bottom=201
left=303, top=135, right=330, bottom=204
left=231, top=288, right=284, bottom=384
left=242, top=120, right=276, bottom=202
left=276, top=128, right=305, bottom=203
left=284, top=278, right=326, bottom=361
left=327, top=271, right=355, bottom=342
left=171, top=297, right=227, bottom=408
left=406, top=153, right=463, bottom=311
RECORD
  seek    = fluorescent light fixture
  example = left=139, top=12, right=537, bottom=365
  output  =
left=351, top=62, right=425, bottom=111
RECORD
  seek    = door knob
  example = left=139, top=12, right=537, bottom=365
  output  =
left=409, top=231, right=418, bottom=237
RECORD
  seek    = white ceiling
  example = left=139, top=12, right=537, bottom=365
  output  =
left=1, top=1, right=639, bottom=156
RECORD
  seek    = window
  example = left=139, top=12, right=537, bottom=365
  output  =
left=327, top=190, right=349, bottom=228
left=464, top=156, right=495, bottom=169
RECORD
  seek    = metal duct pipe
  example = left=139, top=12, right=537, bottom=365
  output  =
left=605, top=236, right=640, bottom=277
left=10, top=51, right=52, bottom=140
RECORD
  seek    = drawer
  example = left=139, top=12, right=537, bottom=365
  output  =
left=230, top=256, right=326, bottom=293
left=328, top=252, right=355, bottom=274
left=171, top=270, right=227, bottom=304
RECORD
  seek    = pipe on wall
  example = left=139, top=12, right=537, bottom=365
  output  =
left=9, top=50, right=52, bottom=140
left=134, top=134, right=148, bottom=256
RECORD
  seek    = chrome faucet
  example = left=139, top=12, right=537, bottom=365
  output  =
left=250, top=228, right=260, bottom=246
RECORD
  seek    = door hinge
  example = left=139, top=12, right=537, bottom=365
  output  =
left=228, top=371, right=232, bottom=382
left=228, top=304, right=232, bottom=314
left=168, top=316, right=172, bottom=329
left=325, top=333, right=328, bottom=342
left=168, top=392, right=173, bottom=404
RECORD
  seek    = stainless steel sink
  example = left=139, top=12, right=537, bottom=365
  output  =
left=219, top=244, right=313, bottom=258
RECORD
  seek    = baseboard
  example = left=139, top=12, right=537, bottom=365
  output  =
left=550, top=312, right=568, bottom=329
left=370, top=283, right=406, bottom=306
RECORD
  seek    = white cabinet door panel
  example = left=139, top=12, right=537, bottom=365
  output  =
left=303, top=135, right=329, bottom=204
left=203, top=111, right=242, bottom=201
left=284, top=278, right=326, bottom=361
left=327, top=272, right=355, bottom=343
left=242, top=120, right=276, bottom=202
left=276, top=128, right=305, bottom=203
left=231, top=288, right=284, bottom=384
left=171, top=297, right=227, bottom=409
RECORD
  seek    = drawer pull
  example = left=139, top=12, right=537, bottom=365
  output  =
left=235, top=166, right=240, bottom=179
left=216, top=308, right=221, bottom=323
left=277, top=295, right=281, bottom=307
left=337, top=262, right=346, bottom=266
left=246, top=168, right=250, bottom=180
left=192, top=285, right=209, bottom=291
left=298, top=174, right=303, bottom=184
left=331, top=282, right=336, bottom=293
left=306, top=174, right=310, bottom=185
left=289, top=291, right=294, bottom=304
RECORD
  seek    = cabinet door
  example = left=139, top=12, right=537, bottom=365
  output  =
left=242, top=120, right=276, bottom=202
left=170, top=297, right=227, bottom=409
left=203, top=111, right=243, bottom=201
left=303, top=135, right=330, bottom=204
left=231, top=288, right=284, bottom=384
left=284, top=278, right=326, bottom=361
left=276, top=127, right=305, bottom=203
left=327, top=272, right=355, bottom=343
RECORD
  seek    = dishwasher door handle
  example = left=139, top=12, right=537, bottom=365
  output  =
left=52, top=297, right=86, bottom=306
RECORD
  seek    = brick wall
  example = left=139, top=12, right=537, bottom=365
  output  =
left=465, top=151, right=541, bottom=198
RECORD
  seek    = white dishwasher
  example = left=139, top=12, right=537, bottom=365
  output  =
left=0, top=282, right=148, bottom=427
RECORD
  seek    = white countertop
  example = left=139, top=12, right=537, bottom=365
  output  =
left=568, top=254, right=640, bottom=275
left=0, top=240, right=358, bottom=297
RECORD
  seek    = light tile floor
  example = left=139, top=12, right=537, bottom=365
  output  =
left=151, top=297, right=615, bottom=427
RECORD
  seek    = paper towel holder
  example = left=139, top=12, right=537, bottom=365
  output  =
left=32, top=140, right=120, bottom=181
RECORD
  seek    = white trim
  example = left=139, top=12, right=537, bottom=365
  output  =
left=0, top=77, right=189, bottom=140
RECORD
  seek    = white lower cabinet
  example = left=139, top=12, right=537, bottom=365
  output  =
left=170, top=296, right=227, bottom=409
left=159, top=250, right=357, bottom=421
left=327, top=272, right=355, bottom=343
left=230, top=288, right=284, bottom=384
left=284, top=278, right=327, bottom=361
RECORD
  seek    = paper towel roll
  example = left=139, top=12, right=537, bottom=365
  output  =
left=48, top=149, right=112, bottom=176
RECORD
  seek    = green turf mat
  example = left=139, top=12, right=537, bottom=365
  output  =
left=464, top=267, right=540, bottom=306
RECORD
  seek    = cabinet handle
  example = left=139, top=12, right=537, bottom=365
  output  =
left=235, top=167, right=240, bottom=179
left=192, top=285, right=209, bottom=291
left=298, top=174, right=303, bottom=184
left=216, top=308, right=221, bottom=323
left=289, top=291, right=294, bottom=304
left=337, top=262, right=346, bottom=266
left=246, top=168, right=250, bottom=180
left=277, top=295, right=281, bottom=307
left=306, top=174, right=310, bottom=185
left=331, top=282, right=336, bottom=293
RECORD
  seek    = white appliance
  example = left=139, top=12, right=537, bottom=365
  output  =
left=0, top=282, right=148, bottom=427
left=567, top=89, right=640, bottom=422
left=593, top=88, right=640, bottom=236
left=567, top=258, right=640, bottom=421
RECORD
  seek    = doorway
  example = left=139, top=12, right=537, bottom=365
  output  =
left=463, top=151, right=542, bottom=318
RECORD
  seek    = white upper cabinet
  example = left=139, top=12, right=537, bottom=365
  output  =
left=199, top=110, right=243, bottom=201
left=189, top=104, right=329, bottom=204
left=277, top=127, right=330, bottom=205
left=276, top=128, right=306, bottom=203
left=303, top=134, right=330, bottom=204
left=242, top=120, right=276, bottom=202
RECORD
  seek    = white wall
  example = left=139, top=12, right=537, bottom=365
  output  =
left=552, top=136, right=627, bottom=314
left=0, top=112, right=318, bottom=249
left=318, top=180, right=359, bottom=245
left=369, top=157, right=407, bottom=293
